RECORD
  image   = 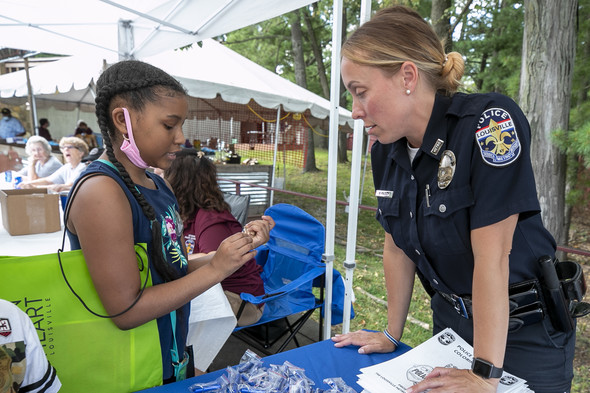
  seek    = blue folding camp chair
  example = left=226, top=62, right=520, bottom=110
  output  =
left=233, top=203, right=336, bottom=354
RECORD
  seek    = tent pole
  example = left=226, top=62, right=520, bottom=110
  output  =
left=324, top=0, right=345, bottom=340
left=118, top=20, right=135, bottom=60
left=341, top=0, right=372, bottom=334
left=23, top=57, right=38, bottom=136
left=270, top=107, right=281, bottom=206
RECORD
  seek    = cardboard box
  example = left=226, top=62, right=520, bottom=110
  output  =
left=0, top=189, right=61, bottom=235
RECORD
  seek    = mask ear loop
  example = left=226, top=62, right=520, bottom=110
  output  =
left=120, top=107, right=150, bottom=169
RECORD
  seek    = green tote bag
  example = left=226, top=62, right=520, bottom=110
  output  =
left=0, top=243, right=163, bottom=392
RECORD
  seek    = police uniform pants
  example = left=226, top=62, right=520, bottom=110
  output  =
left=431, top=293, right=575, bottom=393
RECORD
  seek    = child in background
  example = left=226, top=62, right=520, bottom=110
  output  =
left=65, top=60, right=273, bottom=385
left=164, top=149, right=265, bottom=327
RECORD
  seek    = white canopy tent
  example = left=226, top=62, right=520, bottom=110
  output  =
left=0, top=0, right=315, bottom=60
left=0, top=39, right=354, bottom=129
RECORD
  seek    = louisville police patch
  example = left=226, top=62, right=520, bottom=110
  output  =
left=475, top=108, right=521, bottom=166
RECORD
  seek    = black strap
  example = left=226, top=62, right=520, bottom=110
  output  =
left=436, top=291, right=473, bottom=319
left=57, top=171, right=151, bottom=319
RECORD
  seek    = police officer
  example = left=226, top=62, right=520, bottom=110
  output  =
left=331, top=5, right=576, bottom=393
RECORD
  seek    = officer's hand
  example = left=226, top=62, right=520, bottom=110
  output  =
left=406, top=367, right=498, bottom=393
left=331, top=330, right=396, bottom=354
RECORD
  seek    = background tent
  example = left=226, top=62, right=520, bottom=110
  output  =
left=0, top=39, right=353, bottom=136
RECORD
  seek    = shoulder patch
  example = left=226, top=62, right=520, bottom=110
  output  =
left=475, top=108, right=521, bottom=167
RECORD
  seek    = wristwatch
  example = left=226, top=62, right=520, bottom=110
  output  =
left=471, top=358, right=503, bottom=379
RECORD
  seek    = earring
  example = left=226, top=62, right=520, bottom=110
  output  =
left=122, top=134, right=130, bottom=141
left=406, top=89, right=411, bottom=95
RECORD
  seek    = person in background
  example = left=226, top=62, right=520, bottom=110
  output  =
left=0, top=298, right=61, bottom=392
left=65, top=59, right=273, bottom=385
left=164, top=148, right=265, bottom=328
left=74, top=120, right=98, bottom=149
left=331, top=5, right=577, bottom=393
left=0, top=108, right=25, bottom=139
left=73, top=120, right=93, bottom=137
left=20, top=136, right=88, bottom=193
left=17, top=136, right=62, bottom=181
left=37, top=118, right=52, bottom=141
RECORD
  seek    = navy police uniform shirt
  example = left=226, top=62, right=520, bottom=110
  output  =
left=372, top=92, right=556, bottom=296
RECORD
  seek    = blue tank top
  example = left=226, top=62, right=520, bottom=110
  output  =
left=67, top=159, right=189, bottom=381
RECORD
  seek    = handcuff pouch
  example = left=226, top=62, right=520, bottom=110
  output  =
left=555, top=260, right=590, bottom=319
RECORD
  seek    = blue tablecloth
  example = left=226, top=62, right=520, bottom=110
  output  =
left=138, top=338, right=412, bottom=392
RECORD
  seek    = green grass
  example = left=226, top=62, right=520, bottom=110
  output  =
left=259, top=147, right=588, bottom=392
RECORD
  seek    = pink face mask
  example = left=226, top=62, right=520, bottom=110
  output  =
left=120, top=107, right=149, bottom=169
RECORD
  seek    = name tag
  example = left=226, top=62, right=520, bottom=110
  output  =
left=375, top=190, right=393, bottom=198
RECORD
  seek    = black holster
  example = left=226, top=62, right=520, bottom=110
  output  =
left=537, top=255, right=589, bottom=332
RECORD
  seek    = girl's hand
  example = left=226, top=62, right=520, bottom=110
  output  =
left=331, top=330, right=397, bottom=354
left=243, top=215, right=275, bottom=248
left=406, top=368, right=498, bottom=393
left=209, top=232, right=256, bottom=279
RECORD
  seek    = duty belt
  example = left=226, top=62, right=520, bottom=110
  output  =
left=437, top=292, right=472, bottom=319
left=436, top=258, right=590, bottom=333
left=436, top=279, right=546, bottom=332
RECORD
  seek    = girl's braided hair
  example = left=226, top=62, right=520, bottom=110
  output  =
left=95, top=60, right=187, bottom=283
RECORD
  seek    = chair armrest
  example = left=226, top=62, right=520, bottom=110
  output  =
left=239, top=265, right=325, bottom=306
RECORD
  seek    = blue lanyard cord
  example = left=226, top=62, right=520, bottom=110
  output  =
left=170, top=311, right=179, bottom=363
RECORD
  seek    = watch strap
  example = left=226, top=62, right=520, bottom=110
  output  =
left=472, top=357, right=503, bottom=379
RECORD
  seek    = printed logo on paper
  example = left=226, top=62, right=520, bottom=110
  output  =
left=406, top=365, right=433, bottom=383
left=438, top=331, right=455, bottom=345
left=500, top=375, right=518, bottom=386
left=0, top=318, right=11, bottom=337
left=475, top=108, right=521, bottom=167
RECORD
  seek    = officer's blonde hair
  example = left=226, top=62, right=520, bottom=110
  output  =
left=342, top=5, right=464, bottom=95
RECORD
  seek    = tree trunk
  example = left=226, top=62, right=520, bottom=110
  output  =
left=431, top=0, right=452, bottom=52
left=302, top=7, right=330, bottom=99
left=520, top=0, right=577, bottom=251
left=290, top=9, right=318, bottom=173
left=291, top=10, right=307, bottom=89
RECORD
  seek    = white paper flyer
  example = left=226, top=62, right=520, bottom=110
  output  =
left=357, top=328, right=533, bottom=393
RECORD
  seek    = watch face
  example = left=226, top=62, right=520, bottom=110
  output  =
left=472, top=358, right=502, bottom=379
left=472, top=358, right=493, bottom=378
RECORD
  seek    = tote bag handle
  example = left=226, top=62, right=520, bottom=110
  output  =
left=58, top=170, right=151, bottom=318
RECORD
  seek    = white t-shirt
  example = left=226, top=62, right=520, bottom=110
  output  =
left=0, top=299, right=61, bottom=392
left=47, top=162, right=87, bottom=185
left=18, top=156, right=63, bottom=179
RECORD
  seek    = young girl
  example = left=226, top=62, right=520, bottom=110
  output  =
left=65, top=60, right=273, bottom=384
left=164, top=148, right=265, bottom=327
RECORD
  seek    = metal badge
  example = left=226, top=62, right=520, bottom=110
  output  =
left=437, top=150, right=456, bottom=189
